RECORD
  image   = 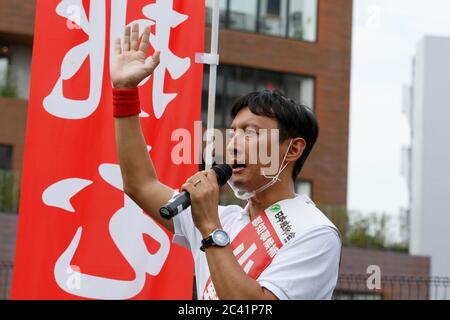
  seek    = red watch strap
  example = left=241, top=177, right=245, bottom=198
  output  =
left=113, top=88, right=141, bottom=118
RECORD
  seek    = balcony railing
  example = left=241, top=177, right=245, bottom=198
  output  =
left=334, top=274, right=450, bottom=300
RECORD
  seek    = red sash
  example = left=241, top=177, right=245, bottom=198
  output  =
left=201, top=198, right=339, bottom=300
left=202, top=210, right=281, bottom=300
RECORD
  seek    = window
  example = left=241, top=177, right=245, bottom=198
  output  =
left=205, top=0, right=227, bottom=27
left=288, top=0, right=318, bottom=42
left=202, top=65, right=315, bottom=128
left=267, top=0, right=281, bottom=15
left=295, top=180, right=312, bottom=198
left=206, top=0, right=318, bottom=42
left=229, top=0, right=258, bottom=32
left=285, top=74, right=315, bottom=111
left=223, top=66, right=256, bottom=126
left=0, top=45, right=10, bottom=89
left=202, top=67, right=226, bottom=127
left=0, top=44, right=19, bottom=98
left=0, top=145, right=13, bottom=170
left=256, top=69, right=284, bottom=92
left=259, top=0, right=288, bottom=37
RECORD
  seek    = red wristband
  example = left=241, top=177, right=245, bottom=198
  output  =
left=113, top=88, right=141, bottom=118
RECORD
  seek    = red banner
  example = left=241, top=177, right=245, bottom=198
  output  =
left=11, top=0, right=204, bottom=300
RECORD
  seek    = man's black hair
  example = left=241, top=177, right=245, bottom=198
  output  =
left=231, top=89, right=319, bottom=182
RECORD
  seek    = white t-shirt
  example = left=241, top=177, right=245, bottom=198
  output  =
left=172, top=194, right=341, bottom=300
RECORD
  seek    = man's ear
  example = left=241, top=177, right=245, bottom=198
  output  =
left=286, top=138, right=306, bottom=163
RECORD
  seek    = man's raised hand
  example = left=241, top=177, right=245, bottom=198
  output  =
left=111, top=23, right=160, bottom=89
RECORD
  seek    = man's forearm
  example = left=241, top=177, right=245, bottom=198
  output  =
left=111, top=24, right=161, bottom=194
left=204, top=244, right=278, bottom=300
left=114, top=115, right=157, bottom=193
left=110, top=26, right=175, bottom=233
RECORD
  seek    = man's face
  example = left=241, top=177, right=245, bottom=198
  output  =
left=227, top=107, right=287, bottom=192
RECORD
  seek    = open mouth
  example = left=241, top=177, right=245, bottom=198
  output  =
left=231, top=163, right=247, bottom=174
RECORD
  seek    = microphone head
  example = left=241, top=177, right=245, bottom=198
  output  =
left=212, top=164, right=232, bottom=186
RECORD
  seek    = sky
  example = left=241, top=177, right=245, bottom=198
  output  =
left=348, top=0, right=450, bottom=219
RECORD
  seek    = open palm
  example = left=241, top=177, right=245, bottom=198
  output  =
left=111, top=23, right=160, bottom=89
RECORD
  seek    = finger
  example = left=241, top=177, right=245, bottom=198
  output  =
left=186, top=172, right=201, bottom=184
left=139, top=26, right=151, bottom=54
left=123, top=26, right=131, bottom=52
left=145, top=51, right=161, bottom=74
left=194, top=172, right=212, bottom=190
left=187, top=172, right=205, bottom=184
left=114, top=37, right=122, bottom=56
left=206, top=170, right=219, bottom=187
left=131, top=23, right=140, bottom=51
left=182, top=183, right=195, bottom=195
left=186, top=172, right=208, bottom=190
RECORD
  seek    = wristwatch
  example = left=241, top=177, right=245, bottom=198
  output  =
left=200, top=229, right=230, bottom=252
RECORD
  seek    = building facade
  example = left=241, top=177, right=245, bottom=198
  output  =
left=0, top=0, right=34, bottom=172
left=403, top=36, right=450, bottom=279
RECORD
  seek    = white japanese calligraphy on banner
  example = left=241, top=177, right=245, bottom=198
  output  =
left=44, top=0, right=191, bottom=120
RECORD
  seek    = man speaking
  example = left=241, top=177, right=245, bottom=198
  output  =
left=111, top=24, right=341, bottom=300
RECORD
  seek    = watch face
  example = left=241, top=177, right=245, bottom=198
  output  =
left=212, top=230, right=230, bottom=247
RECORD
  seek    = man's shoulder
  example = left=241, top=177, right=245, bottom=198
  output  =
left=280, top=195, right=340, bottom=237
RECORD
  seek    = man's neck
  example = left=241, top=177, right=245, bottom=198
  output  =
left=247, top=178, right=296, bottom=221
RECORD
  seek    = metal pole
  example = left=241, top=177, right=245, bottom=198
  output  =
left=204, top=0, right=220, bottom=170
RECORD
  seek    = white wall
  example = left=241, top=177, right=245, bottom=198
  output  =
left=410, top=36, right=450, bottom=277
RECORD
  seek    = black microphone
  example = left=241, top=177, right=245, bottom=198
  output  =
left=159, top=164, right=232, bottom=220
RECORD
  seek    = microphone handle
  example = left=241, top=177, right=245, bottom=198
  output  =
left=159, top=190, right=191, bottom=220
left=159, top=165, right=231, bottom=220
